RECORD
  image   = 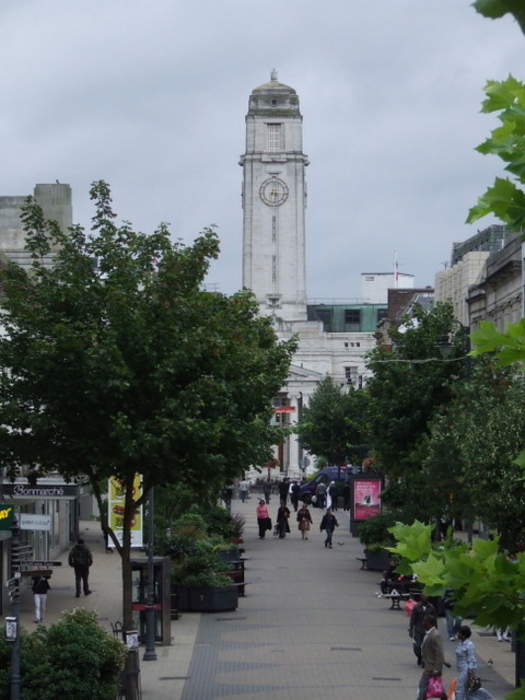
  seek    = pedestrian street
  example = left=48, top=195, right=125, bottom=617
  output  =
left=179, top=497, right=513, bottom=700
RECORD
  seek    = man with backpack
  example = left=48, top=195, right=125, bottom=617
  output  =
left=68, top=538, right=93, bottom=597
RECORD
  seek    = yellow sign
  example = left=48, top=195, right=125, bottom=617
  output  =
left=107, top=475, right=143, bottom=547
left=0, top=504, right=14, bottom=530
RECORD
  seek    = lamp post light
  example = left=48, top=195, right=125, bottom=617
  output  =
left=143, top=487, right=157, bottom=661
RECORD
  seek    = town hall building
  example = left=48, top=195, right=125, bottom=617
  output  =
left=240, top=72, right=383, bottom=477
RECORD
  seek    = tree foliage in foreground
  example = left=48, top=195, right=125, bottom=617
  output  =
left=467, top=75, right=525, bottom=229
left=0, top=609, right=125, bottom=700
left=0, top=181, right=295, bottom=626
left=297, top=376, right=368, bottom=468
left=473, top=0, right=525, bottom=35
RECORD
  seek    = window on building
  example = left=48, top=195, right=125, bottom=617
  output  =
left=344, top=366, right=358, bottom=385
left=344, top=309, right=361, bottom=325
left=377, top=308, right=388, bottom=323
left=267, top=123, right=282, bottom=151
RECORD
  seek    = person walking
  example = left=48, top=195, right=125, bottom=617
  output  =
left=315, top=481, right=327, bottom=509
left=256, top=499, right=270, bottom=539
left=263, top=480, right=271, bottom=504
left=320, top=508, right=339, bottom=548
left=297, top=503, right=312, bottom=540
left=417, top=614, right=445, bottom=700
left=455, top=625, right=493, bottom=700
left=276, top=503, right=291, bottom=538
left=32, top=574, right=50, bottom=623
left=328, top=481, right=338, bottom=511
left=343, top=481, right=351, bottom=511
left=278, top=478, right=289, bottom=506
left=290, top=481, right=301, bottom=512
left=68, top=538, right=93, bottom=597
left=223, top=484, right=234, bottom=512
left=239, top=479, right=249, bottom=503
left=443, top=589, right=462, bottom=641
left=409, top=594, right=437, bottom=666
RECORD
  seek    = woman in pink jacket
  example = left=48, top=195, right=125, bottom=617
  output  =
left=256, top=500, right=270, bottom=539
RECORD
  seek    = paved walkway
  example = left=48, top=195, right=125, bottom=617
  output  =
left=180, top=498, right=513, bottom=700
left=13, top=499, right=515, bottom=699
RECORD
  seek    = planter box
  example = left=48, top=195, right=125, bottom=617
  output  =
left=171, top=584, right=190, bottom=612
left=218, top=548, right=241, bottom=563
left=364, top=549, right=390, bottom=571
left=188, top=585, right=238, bottom=612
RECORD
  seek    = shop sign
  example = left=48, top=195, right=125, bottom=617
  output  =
left=274, top=406, right=296, bottom=413
left=107, top=475, right=143, bottom=548
left=353, top=479, right=382, bottom=521
left=0, top=504, right=15, bottom=531
left=1, top=483, right=79, bottom=500
left=19, top=513, right=52, bottom=531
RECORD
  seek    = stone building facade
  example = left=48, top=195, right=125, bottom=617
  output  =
left=240, top=74, right=378, bottom=477
left=0, top=183, right=72, bottom=268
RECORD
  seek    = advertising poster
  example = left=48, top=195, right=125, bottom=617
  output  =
left=108, top=474, right=143, bottom=547
left=353, top=479, right=382, bottom=521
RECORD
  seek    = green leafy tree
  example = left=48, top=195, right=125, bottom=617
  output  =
left=296, top=376, right=368, bottom=476
left=421, top=358, right=525, bottom=543
left=366, top=303, right=468, bottom=480
left=0, top=182, right=295, bottom=627
left=0, top=610, right=125, bottom=700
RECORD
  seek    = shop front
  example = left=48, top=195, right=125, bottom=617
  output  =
left=0, top=477, right=83, bottom=614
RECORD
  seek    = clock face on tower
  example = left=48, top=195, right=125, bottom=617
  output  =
left=259, top=177, right=289, bottom=207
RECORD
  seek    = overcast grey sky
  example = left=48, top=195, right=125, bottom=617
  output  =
left=1, top=1, right=523, bottom=298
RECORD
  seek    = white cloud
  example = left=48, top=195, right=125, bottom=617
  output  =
left=0, top=0, right=523, bottom=297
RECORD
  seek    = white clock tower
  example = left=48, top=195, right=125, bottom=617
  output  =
left=240, top=71, right=309, bottom=322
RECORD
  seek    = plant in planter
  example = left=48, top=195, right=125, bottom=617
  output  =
left=231, top=513, right=245, bottom=544
left=173, top=513, right=208, bottom=539
left=358, top=513, right=395, bottom=571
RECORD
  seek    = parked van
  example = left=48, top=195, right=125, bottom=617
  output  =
left=298, top=465, right=360, bottom=504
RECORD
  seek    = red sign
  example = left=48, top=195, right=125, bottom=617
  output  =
left=274, top=406, right=295, bottom=414
left=353, top=479, right=382, bottom=521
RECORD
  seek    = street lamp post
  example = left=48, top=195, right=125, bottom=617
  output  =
left=9, top=517, right=21, bottom=700
left=143, top=487, right=157, bottom=661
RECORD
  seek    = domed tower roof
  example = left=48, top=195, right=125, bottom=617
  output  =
left=247, top=70, right=301, bottom=118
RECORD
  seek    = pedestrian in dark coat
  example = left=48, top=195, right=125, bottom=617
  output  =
left=68, top=538, right=93, bottom=597
left=276, top=504, right=291, bottom=538
left=290, top=482, right=301, bottom=512
left=320, top=509, right=339, bottom=548
left=409, top=595, right=437, bottom=666
left=343, top=482, right=351, bottom=511
left=417, top=615, right=445, bottom=700
left=32, top=574, right=50, bottom=623
left=328, top=481, right=338, bottom=510
left=278, top=479, right=289, bottom=505
left=263, top=480, right=271, bottom=504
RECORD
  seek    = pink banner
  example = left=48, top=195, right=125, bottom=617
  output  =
left=353, top=479, right=381, bottom=520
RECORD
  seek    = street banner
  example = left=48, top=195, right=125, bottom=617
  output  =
left=0, top=504, right=15, bottom=531
left=353, top=479, right=382, bottom=521
left=107, top=475, right=143, bottom=548
left=19, top=513, right=52, bottom=531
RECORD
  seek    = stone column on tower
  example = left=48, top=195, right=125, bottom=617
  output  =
left=240, top=71, right=309, bottom=322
